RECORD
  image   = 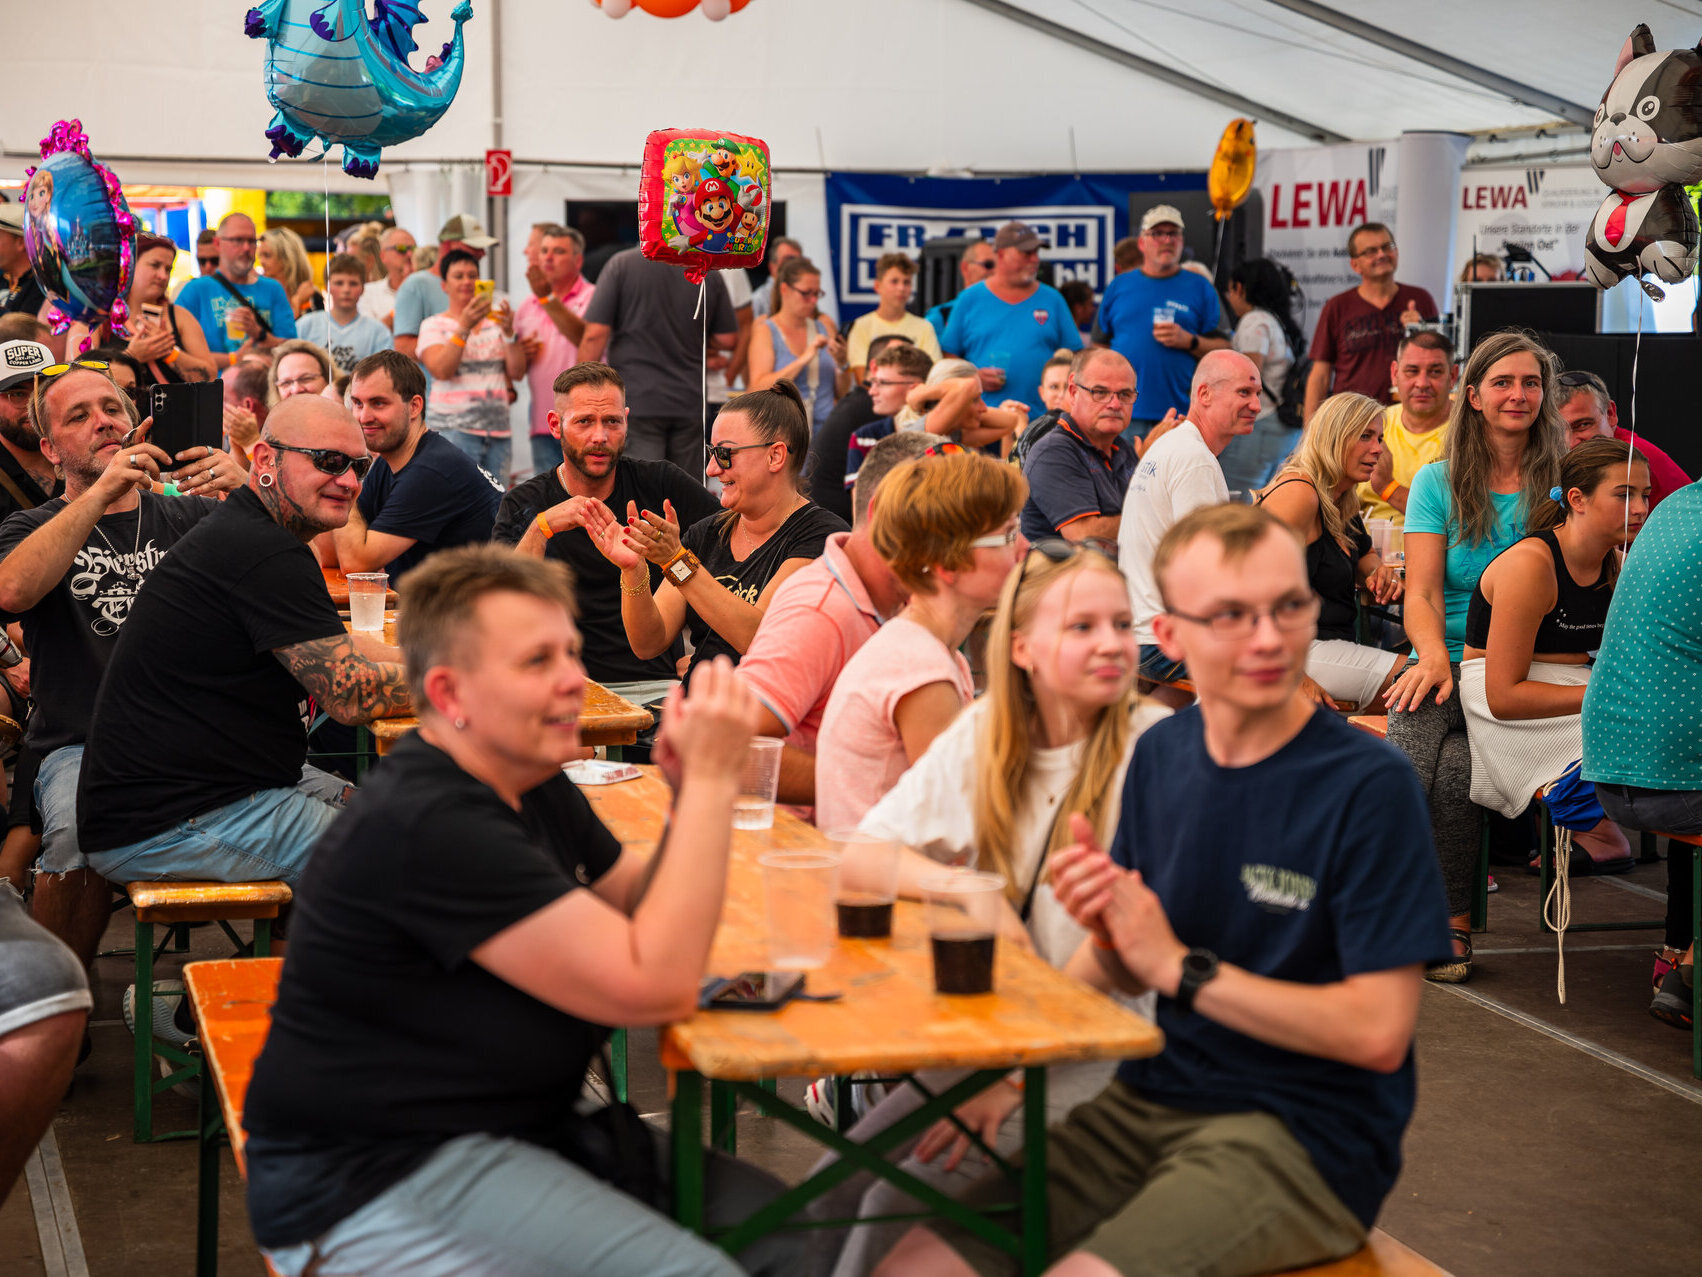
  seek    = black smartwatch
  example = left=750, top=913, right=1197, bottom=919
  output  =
left=1174, top=947, right=1220, bottom=1013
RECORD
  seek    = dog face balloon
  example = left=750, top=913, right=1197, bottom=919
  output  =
left=639, top=129, right=770, bottom=283
left=1584, top=24, right=1702, bottom=296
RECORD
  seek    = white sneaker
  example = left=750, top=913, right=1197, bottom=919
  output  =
left=122, top=980, right=200, bottom=1100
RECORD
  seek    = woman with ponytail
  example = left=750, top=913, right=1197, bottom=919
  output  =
left=586, top=379, right=846, bottom=684
left=805, top=541, right=1168, bottom=1277
left=1459, top=436, right=1650, bottom=871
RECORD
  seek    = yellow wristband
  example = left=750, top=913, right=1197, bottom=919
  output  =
left=534, top=511, right=554, bottom=540
left=1378, top=480, right=1400, bottom=502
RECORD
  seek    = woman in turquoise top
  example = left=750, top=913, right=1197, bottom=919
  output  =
left=1384, top=330, right=1566, bottom=982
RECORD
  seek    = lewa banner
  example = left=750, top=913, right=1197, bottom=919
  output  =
left=1252, top=142, right=1399, bottom=338
left=1453, top=165, right=1602, bottom=281
left=824, top=171, right=1202, bottom=323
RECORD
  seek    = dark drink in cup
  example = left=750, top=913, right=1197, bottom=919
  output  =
left=836, top=893, right=893, bottom=939
left=931, top=931, right=995, bottom=994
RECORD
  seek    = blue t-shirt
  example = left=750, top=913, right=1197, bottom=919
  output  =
left=295, top=310, right=393, bottom=370
left=1583, top=480, right=1702, bottom=790
left=1018, top=414, right=1135, bottom=542
left=393, top=270, right=448, bottom=339
left=1404, top=460, right=1525, bottom=659
left=355, top=429, right=501, bottom=580
left=1112, top=706, right=1450, bottom=1229
left=176, top=274, right=297, bottom=354
left=1092, top=269, right=1222, bottom=421
left=939, top=282, right=1081, bottom=414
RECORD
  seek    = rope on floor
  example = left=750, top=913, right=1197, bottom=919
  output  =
left=1544, top=823, right=1574, bottom=1005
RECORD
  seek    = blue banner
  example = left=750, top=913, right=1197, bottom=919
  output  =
left=824, top=171, right=1205, bottom=322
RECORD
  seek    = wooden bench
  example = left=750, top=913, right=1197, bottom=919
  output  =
left=1286, top=1229, right=1450, bottom=1275
left=126, top=880, right=290, bottom=1143
left=185, top=958, right=284, bottom=1277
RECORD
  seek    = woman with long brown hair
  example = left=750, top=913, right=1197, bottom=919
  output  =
left=746, top=256, right=849, bottom=430
left=808, top=541, right=1168, bottom=1276
left=1384, top=329, right=1568, bottom=982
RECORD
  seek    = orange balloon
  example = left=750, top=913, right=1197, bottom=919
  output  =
left=1208, top=118, right=1257, bottom=222
left=730, top=0, right=752, bottom=9
left=635, top=0, right=700, bottom=15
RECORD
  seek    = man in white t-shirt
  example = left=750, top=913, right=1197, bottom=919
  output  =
left=1119, top=350, right=1262, bottom=701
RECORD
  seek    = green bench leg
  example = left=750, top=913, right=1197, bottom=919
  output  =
left=610, top=1027, right=628, bottom=1104
left=672, top=1071, right=705, bottom=1232
left=196, top=1060, right=221, bottom=1277
left=133, top=916, right=155, bottom=1143
left=1020, top=1067, right=1049, bottom=1276
left=710, top=1080, right=738, bottom=1155
left=1472, top=811, right=1490, bottom=932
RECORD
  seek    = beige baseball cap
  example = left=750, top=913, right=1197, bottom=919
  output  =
left=436, top=214, right=498, bottom=248
left=1139, top=205, right=1185, bottom=234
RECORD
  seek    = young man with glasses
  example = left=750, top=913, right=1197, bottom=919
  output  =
left=880, top=503, right=1449, bottom=1277
left=175, top=213, right=297, bottom=368
left=1018, top=348, right=1139, bottom=550
left=1303, top=222, right=1436, bottom=424
left=77, top=395, right=409, bottom=890
left=805, top=334, right=918, bottom=523
left=1557, top=368, right=1690, bottom=508
left=1092, top=206, right=1229, bottom=444
left=0, top=362, right=246, bottom=974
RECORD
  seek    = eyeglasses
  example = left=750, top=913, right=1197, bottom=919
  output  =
left=39, top=360, right=110, bottom=380
left=924, top=442, right=966, bottom=457
left=1143, top=228, right=1183, bottom=241
left=1352, top=240, right=1396, bottom=259
left=969, top=526, right=1019, bottom=549
left=787, top=286, right=824, bottom=300
left=277, top=374, right=328, bottom=393
left=967, top=258, right=995, bottom=271
left=707, top=440, right=776, bottom=469
left=219, top=235, right=257, bottom=246
left=262, top=438, right=373, bottom=480
left=1077, top=383, right=1137, bottom=406
left=1166, top=593, right=1320, bottom=639
left=869, top=376, right=920, bottom=390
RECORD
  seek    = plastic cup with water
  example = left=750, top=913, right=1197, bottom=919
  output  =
left=733, top=737, right=784, bottom=829
left=346, top=572, right=388, bottom=632
left=760, top=851, right=841, bottom=970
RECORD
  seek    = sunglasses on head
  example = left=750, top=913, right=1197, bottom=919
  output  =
left=263, top=438, right=373, bottom=480
left=39, top=360, right=110, bottom=380
left=1014, top=537, right=1118, bottom=590
left=707, top=440, right=778, bottom=469
left=924, top=441, right=966, bottom=457
left=1557, top=370, right=1607, bottom=393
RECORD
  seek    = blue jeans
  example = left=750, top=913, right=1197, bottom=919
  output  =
left=262, top=1130, right=802, bottom=1277
left=446, top=430, right=511, bottom=487
left=36, top=744, right=86, bottom=875
left=83, top=765, right=349, bottom=887
left=1139, top=643, right=1187, bottom=683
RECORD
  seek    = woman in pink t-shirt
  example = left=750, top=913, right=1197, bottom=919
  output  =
left=814, top=448, right=1027, bottom=830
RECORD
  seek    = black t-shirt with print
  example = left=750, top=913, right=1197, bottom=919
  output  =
left=77, top=488, right=347, bottom=853
left=680, top=501, right=846, bottom=679
left=243, top=734, right=623, bottom=1248
left=493, top=457, right=721, bottom=685
left=0, top=492, right=218, bottom=754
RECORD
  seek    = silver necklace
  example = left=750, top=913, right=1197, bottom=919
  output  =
left=89, top=499, right=144, bottom=582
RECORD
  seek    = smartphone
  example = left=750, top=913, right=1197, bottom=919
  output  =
left=699, top=971, right=805, bottom=1012
left=474, top=279, right=495, bottom=301
left=145, top=382, right=224, bottom=468
left=139, top=302, right=163, bottom=329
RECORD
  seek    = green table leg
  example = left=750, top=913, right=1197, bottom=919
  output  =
left=672, top=1071, right=705, bottom=1232
left=610, top=1028, right=629, bottom=1104
left=1020, top=1067, right=1048, bottom=1276
left=710, top=1080, right=738, bottom=1155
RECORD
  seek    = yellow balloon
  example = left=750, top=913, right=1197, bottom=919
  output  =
left=1209, top=119, right=1258, bottom=222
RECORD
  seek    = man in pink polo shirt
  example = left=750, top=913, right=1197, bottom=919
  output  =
left=738, top=431, right=938, bottom=810
left=516, top=225, right=595, bottom=456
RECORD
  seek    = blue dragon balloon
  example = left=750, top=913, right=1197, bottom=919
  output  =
left=244, top=0, right=474, bottom=179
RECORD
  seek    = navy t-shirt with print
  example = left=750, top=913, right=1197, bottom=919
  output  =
left=356, top=429, right=502, bottom=580
left=1111, top=706, right=1450, bottom=1228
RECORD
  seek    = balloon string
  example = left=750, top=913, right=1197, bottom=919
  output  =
left=323, top=153, right=332, bottom=296
left=699, top=278, right=708, bottom=479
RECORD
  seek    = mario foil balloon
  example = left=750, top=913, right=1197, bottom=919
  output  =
left=1585, top=23, right=1702, bottom=299
left=639, top=129, right=771, bottom=283
left=23, top=120, right=137, bottom=338
left=245, top=0, right=475, bottom=178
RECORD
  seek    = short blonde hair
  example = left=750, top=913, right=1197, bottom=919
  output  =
left=868, top=450, right=1026, bottom=594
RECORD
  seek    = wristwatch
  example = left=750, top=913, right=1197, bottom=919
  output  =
left=662, top=546, right=702, bottom=587
left=1188, top=333, right=1200, bottom=354
left=1174, top=947, right=1220, bottom=1013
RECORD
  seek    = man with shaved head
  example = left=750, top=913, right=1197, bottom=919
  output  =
left=77, top=394, right=411, bottom=887
left=1018, top=347, right=1140, bottom=548
left=1118, top=350, right=1262, bottom=700
left=0, top=362, right=247, bottom=970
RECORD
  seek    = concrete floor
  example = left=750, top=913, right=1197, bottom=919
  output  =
left=5, top=854, right=1701, bottom=1276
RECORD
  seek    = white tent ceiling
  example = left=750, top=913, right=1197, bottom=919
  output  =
left=2, top=1, right=1690, bottom=186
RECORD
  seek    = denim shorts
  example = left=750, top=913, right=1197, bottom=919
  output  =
left=1139, top=644, right=1187, bottom=684
left=84, top=765, right=350, bottom=887
left=36, top=743, right=86, bottom=875
left=0, top=882, right=91, bottom=1036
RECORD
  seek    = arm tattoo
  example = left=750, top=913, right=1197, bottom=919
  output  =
left=274, top=632, right=412, bottom=725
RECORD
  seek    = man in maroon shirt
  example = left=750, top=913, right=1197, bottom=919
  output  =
left=1558, top=368, right=1691, bottom=508
left=1303, top=223, right=1436, bottom=422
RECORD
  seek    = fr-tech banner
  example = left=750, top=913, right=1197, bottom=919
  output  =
left=824, top=171, right=1202, bottom=323
left=1252, top=142, right=1400, bottom=339
left=1453, top=165, right=1602, bottom=281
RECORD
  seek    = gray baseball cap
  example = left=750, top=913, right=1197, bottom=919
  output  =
left=0, top=341, right=54, bottom=392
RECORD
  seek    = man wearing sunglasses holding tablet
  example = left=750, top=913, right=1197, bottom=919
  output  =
left=77, top=395, right=411, bottom=890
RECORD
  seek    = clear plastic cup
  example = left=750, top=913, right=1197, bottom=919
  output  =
left=346, top=572, right=389, bottom=632
left=826, top=830, right=902, bottom=939
left=760, top=851, right=841, bottom=970
left=922, top=871, right=1006, bottom=995
left=733, top=737, right=784, bottom=830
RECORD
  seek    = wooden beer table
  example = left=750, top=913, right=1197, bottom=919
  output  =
left=367, top=679, right=654, bottom=756
left=585, top=770, right=1163, bottom=1273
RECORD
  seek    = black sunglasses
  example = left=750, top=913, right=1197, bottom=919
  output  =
left=1557, top=370, right=1607, bottom=393
left=263, top=438, right=373, bottom=480
left=707, top=440, right=778, bottom=469
left=1015, top=537, right=1118, bottom=591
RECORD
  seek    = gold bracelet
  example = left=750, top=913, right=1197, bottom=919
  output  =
left=620, top=576, right=649, bottom=597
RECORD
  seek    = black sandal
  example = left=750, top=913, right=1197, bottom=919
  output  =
left=1425, top=928, right=1473, bottom=984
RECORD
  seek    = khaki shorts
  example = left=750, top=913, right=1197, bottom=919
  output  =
left=933, top=1080, right=1366, bottom=1277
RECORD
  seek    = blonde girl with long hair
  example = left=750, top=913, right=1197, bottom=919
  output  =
left=806, top=542, right=1168, bottom=1277
left=1384, top=328, right=1568, bottom=983
left=258, top=226, right=319, bottom=317
left=1258, top=391, right=1405, bottom=711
